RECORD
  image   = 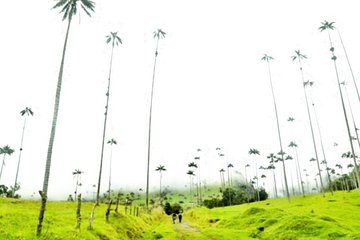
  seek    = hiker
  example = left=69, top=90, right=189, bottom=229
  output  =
left=178, top=213, right=182, bottom=223
left=172, top=213, right=177, bottom=224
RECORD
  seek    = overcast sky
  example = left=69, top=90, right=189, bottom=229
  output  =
left=1, top=0, right=360, bottom=200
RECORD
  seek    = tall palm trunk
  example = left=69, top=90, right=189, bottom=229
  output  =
left=13, top=117, right=27, bottom=194
left=96, top=39, right=115, bottom=204
left=37, top=17, right=72, bottom=236
left=326, top=30, right=360, bottom=188
left=297, top=59, right=325, bottom=196
left=146, top=38, right=160, bottom=210
left=338, top=30, right=360, bottom=103
left=0, top=154, right=7, bottom=180
left=107, top=145, right=113, bottom=200
left=310, top=99, right=333, bottom=195
left=272, top=168, right=278, bottom=198
left=266, top=61, right=290, bottom=202
left=159, top=171, right=162, bottom=197
left=293, top=147, right=305, bottom=196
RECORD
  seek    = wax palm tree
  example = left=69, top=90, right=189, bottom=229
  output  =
left=194, top=150, right=202, bottom=203
left=292, top=50, right=325, bottom=196
left=288, top=141, right=305, bottom=196
left=96, top=32, right=122, bottom=204
left=227, top=163, right=234, bottom=187
left=13, top=107, right=34, bottom=195
left=0, top=145, right=15, bottom=181
left=244, top=163, right=250, bottom=184
left=261, top=54, right=290, bottom=201
left=341, top=151, right=358, bottom=187
left=146, top=29, right=166, bottom=210
left=267, top=153, right=278, bottom=198
left=335, top=163, right=347, bottom=191
left=219, top=168, right=226, bottom=190
left=155, top=165, right=166, bottom=197
left=188, top=161, right=199, bottom=203
left=106, top=138, right=117, bottom=200
left=248, top=148, right=260, bottom=201
left=187, top=170, right=195, bottom=202
left=37, top=0, right=95, bottom=235
left=72, top=169, right=83, bottom=200
left=319, top=20, right=359, bottom=188
left=306, top=81, right=333, bottom=194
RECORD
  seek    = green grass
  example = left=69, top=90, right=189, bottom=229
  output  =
left=1, top=190, right=360, bottom=239
left=185, top=190, right=360, bottom=239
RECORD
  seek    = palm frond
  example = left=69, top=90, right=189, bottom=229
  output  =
left=52, top=0, right=68, bottom=9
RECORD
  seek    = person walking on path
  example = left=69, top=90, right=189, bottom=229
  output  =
left=178, top=213, right=182, bottom=223
left=172, top=213, right=177, bottom=224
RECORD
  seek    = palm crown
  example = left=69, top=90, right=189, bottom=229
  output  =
left=291, top=50, right=307, bottom=61
left=153, top=29, right=166, bottom=40
left=53, top=0, right=95, bottom=21
left=20, top=107, right=34, bottom=116
left=319, top=20, right=335, bottom=32
left=261, top=54, right=274, bottom=62
left=106, top=32, right=122, bottom=47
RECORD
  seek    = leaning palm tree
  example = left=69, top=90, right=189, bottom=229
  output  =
left=337, top=29, right=360, bottom=103
left=155, top=165, right=166, bottom=197
left=145, top=29, right=166, bottom=210
left=37, top=0, right=95, bottom=235
left=261, top=54, right=290, bottom=202
left=13, top=107, right=34, bottom=195
left=0, top=145, right=15, bottom=181
left=106, top=138, right=117, bottom=200
left=292, top=50, right=325, bottom=196
left=96, top=32, right=122, bottom=205
left=341, top=82, right=360, bottom=152
left=319, top=20, right=359, bottom=188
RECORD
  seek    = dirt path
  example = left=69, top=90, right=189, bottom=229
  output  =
left=173, top=221, right=216, bottom=240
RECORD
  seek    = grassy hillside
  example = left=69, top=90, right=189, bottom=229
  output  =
left=184, top=190, right=360, bottom=239
left=1, top=190, right=360, bottom=239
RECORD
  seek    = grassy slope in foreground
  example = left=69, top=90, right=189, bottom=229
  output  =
left=184, top=189, right=360, bottom=239
left=1, top=190, right=360, bottom=239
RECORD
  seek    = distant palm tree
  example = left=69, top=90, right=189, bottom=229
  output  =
left=249, top=148, right=260, bottom=201
left=146, top=29, right=166, bottom=210
left=188, top=161, right=199, bottom=203
left=0, top=145, right=15, bottom=181
left=72, top=169, right=83, bottom=200
left=227, top=163, right=234, bottom=187
left=319, top=20, right=359, bottom=188
left=335, top=163, right=347, bottom=191
left=155, top=165, right=166, bottom=197
left=244, top=163, right=250, bottom=184
left=292, top=50, right=325, bottom=196
left=187, top=170, right=195, bottom=203
left=267, top=153, right=278, bottom=198
left=288, top=141, right=305, bottom=196
left=341, top=151, right=358, bottom=187
left=96, top=32, right=122, bottom=205
left=219, top=168, right=226, bottom=190
left=37, top=0, right=95, bottom=236
left=106, top=138, right=117, bottom=200
left=13, top=107, right=34, bottom=195
left=261, top=54, right=290, bottom=202
left=306, top=81, right=333, bottom=194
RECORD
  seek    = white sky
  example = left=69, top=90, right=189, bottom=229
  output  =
left=1, top=0, right=360, bottom=199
